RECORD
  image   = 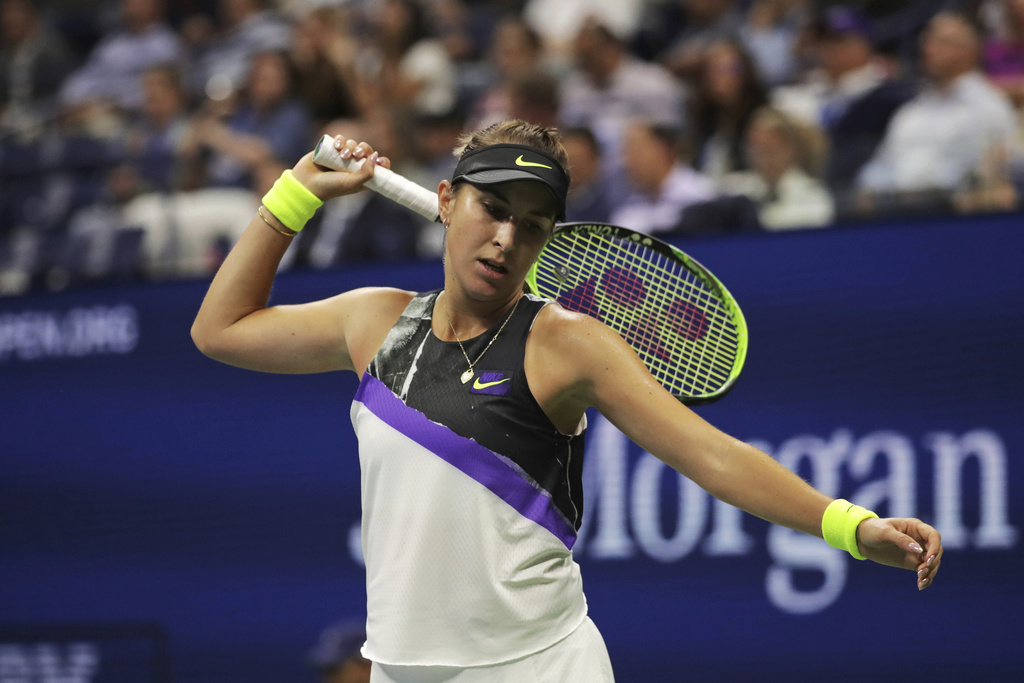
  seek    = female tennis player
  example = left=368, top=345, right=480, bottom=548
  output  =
left=191, top=120, right=943, bottom=682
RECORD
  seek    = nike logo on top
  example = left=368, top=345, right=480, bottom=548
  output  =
left=473, top=376, right=511, bottom=390
left=470, top=372, right=513, bottom=395
left=515, top=155, right=552, bottom=169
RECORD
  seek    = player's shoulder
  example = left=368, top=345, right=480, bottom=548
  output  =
left=339, top=286, right=416, bottom=313
left=527, top=299, right=642, bottom=411
left=531, top=300, right=622, bottom=357
left=331, top=286, right=417, bottom=339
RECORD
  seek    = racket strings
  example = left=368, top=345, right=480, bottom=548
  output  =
left=536, top=232, right=741, bottom=398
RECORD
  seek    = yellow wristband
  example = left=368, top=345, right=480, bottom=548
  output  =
left=822, top=499, right=879, bottom=560
left=261, top=169, right=322, bottom=232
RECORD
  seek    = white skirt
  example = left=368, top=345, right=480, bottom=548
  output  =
left=369, top=617, right=614, bottom=683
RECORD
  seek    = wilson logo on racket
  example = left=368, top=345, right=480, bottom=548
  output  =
left=524, top=222, right=746, bottom=405
left=514, top=155, right=552, bottom=169
left=555, top=269, right=709, bottom=363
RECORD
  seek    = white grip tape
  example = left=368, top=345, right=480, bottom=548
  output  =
left=311, top=134, right=440, bottom=222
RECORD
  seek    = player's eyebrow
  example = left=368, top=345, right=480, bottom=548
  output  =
left=481, top=187, right=557, bottom=221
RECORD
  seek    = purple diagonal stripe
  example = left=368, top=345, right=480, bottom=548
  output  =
left=354, top=374, right=576, bottom=548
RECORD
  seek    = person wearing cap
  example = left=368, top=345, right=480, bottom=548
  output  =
left=191, top=119, right=943, bottom=681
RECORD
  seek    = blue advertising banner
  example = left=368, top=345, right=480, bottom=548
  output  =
left=1, top=213, right=1021, bottom=681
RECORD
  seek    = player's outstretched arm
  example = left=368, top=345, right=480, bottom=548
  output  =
left=533, top=307, right=943, bottom=591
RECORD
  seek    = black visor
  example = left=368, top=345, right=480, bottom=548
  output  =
left=451, top=144, right=569, bottom=221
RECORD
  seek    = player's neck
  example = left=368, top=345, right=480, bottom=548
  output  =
left=436, top=288, right=521, bottom=340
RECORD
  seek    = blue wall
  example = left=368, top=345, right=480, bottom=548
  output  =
left=2, top=213, right=1022, bottom=681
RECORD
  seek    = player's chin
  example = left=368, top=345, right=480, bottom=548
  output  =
left=470, top=263, right=527, bottom=298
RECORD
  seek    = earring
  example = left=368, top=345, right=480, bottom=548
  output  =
left=443, top=218, right=450, bottom=229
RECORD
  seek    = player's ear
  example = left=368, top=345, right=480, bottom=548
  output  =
left=437, top=180, right=455, bottom=224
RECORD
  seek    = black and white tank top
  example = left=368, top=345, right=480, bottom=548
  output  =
left=351, top=290, right=588, bottom=666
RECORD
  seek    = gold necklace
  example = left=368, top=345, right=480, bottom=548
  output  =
left=445, top=293, right=522, bottom=384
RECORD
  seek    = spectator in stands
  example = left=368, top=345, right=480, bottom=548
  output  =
left=560, top=18, right=688, bottom=204
left=467, top=17, right=545, bottom=129
left=562, top=126, right=612, bottom=223
left=363, top=0, right=457, bottom=117
left=289, top=3, right=362, bottom=130
left=853, top=0, right=942, bottom=67
left=739, top=0, right=811, bottom=87
left=0, top=0, right=74, bottom=139
left=663, top=0, right=745, bottom=81
left=507, top=68, right=561, bottom=129
left=691, top=39, right=769, bottom=183
left=523, top=0, right=646, bottom=60
left=132, top=49, right=311, bottom=275
left=983, top=0, right=1024, bottom=105
left=773, top=6, right=915, bottom=203
left=306, top=620, right=371, bottom=683
left=124, top=64, right=190, bottom=193
left=720, top=105, right=834, bottom=230
left=856, top=11, right=1017, bottom=213
left=186, top=49, right=312, bottom=190
left=406, top=108, right=463, bottom=191
left=59, top=0, right=181, bottom=116
left=188, top=0, right=291, bottom=100
left=62, top=162, right=144, bottom=282
left=426, top=0, right=479, bottom=67
left=609, top=118, right=717, bottom=234
left=981, top=0, right=1024, bottom=207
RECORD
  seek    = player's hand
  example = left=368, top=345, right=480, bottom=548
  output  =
left=293, top=136, right=392, bottom=200
left=856, top=517, right=943, bottom=590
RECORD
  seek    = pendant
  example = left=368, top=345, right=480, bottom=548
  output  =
left=461, top=369, right=474, bottom=384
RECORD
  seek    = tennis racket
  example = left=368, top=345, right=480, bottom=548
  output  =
left=311, top=135, right=748, bottom=404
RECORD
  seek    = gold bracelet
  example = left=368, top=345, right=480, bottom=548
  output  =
left=258, top=205, right=297, bottom=237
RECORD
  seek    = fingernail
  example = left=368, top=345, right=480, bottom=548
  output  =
left=370, top=151, right=379, bottom=164
left=927, top=554, right=935, bottom=566
left=341, top=148, right=351, bottom=159
left=918, top=568, right=926, bottom=576
left=909, top=542, right=923, bottom=553
left=334, top=138, right=342, bottom=149
left=918, top=578, right=929, bottom=590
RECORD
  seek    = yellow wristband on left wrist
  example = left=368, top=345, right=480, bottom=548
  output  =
left=261, top=169, right=323, bottom=232
left=822, top=499, right=879, bottom=560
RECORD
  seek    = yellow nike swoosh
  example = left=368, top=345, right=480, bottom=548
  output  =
left=473, top=377, right=511, bottom=390
left=515, top=155, right=552, bottom=169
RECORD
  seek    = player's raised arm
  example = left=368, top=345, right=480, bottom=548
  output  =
left=190, top=138, right=407, bottom=375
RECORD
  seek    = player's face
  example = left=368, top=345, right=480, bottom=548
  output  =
left=442, top=180, right=557, bottom=302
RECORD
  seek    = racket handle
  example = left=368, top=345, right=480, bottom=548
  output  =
left=311, top=134, right=440, bottom=222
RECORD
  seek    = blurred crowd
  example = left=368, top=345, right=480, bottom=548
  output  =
left=1, top=0, right=1022, bottom=294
